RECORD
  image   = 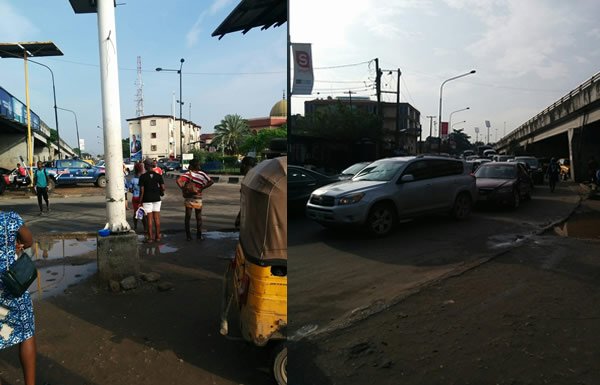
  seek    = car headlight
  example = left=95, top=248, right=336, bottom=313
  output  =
left=338, top=192, right=365, bottom=205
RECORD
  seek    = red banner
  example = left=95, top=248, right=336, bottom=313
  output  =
left=441, top=122, right=449, bottom=137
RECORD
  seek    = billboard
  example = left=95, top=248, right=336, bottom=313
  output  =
left=129, top=123, right=142, bottom=161
left=440, top=121, right=449, bottom=137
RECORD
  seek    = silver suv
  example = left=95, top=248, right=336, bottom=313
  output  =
left=306, top=156, right=477, bottom=236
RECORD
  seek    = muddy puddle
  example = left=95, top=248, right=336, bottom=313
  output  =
left=554, top=212, right=600, bottom=239
left=27, top=235, right=97, bottom=299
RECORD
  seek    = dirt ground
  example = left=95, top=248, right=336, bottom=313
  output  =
left=291, top=202, right=600, bottom=385
left=0, top=234, right=276, bottom=385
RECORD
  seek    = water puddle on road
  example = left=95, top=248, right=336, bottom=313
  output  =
left=204, top=231, right=239, bottom=240
left=26, top=235, right=98, bottom=299
left=29, top=262, right=97, bottom=300
left=554, top=212, right=600, bottom=239
left=31, top=236, right=97, bottom=260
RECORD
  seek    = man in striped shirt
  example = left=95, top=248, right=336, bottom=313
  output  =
left=176, top=159, right=214, bottom=240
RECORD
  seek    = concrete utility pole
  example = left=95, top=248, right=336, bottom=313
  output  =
left=426, top=115, right=436, bottom=138
left=96, top=0, right=129, bottom=232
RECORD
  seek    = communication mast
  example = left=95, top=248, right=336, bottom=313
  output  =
left=135, top=56, right=144, bottom=117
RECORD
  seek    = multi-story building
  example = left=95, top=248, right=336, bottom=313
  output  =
left=126, top=115, right=201, bottom=160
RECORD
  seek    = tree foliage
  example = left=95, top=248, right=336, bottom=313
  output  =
left=212, top=114, right=251, bottom=155
left=293, top=102, right=382, bottom=142
left=122, top=138, right=130, bottom=158
left=447, top=129, right=472, bottom=154
left=240, top=126, right=287, bottom=155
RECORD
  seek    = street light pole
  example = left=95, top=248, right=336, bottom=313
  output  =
left=438, top=70, right=476, bottom=141
left=451, top=120, right=466, bottom=129
left=56, top=107, right=81, bottom=157
left=156, top=58, right=185, bottom=159
left=448, top=106, right=470, bottom=131
left=28, top=59, right=61, bottom=160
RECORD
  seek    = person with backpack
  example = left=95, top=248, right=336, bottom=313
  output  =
left=33, top=161, right=50, bottom=215
left=547, top=157, right=560, bottom=193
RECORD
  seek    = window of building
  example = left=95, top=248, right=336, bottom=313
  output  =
left=151, top=132, right=157, bottom=139
left=150, top=120, right=156, bottom=126
left=151, top=145, right=157, bottom=151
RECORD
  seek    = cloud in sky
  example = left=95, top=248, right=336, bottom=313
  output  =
left=461, top=0, right=574, bottom=79
left=0, top=1, right=39, bottom=41
left=186, top=0, right=235, bottom=47
left=290, top=0, right=600, bottom=139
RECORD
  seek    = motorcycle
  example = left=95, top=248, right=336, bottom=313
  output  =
left=9, top=169, right=31, bottom=189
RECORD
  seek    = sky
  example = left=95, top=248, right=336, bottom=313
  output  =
left=290, top=0, right=600, bottom=144
left=0, top=0, right=286, bottom=156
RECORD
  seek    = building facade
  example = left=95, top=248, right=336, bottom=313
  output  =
left=126, top=115, right=201, bottom=160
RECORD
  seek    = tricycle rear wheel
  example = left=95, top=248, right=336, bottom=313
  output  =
left=272, top=342, right=287, bottom=385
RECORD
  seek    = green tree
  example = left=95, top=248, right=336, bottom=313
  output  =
left=447, top=129, right=472, bottom=155
left=293, top=102, right=382, bottom=142
left=212, top=114, right=251, bottom=155
left=240, top=126, right=287, bottom=155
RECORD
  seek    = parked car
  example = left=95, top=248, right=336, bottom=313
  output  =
left=483, top=149, right=497, bottom=159
left=512, top=156, right=544, bottom=184
left=338, top=162, right=370, bottom=180
left=160, top=161, right=181, bottom=172
left=288, top=165, right=339, bottom=210
left=492, top=154, right=513, bottom=162
left=466, top=158, right=491, bottom=173
left=306, top=156, right=477, bottom=237
left=474, top=162, right=532, bottom=208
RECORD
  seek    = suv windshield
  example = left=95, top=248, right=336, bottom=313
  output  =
left=475, top=164, right=517, bottom=179
left=354, top=160, right=406, bottom=181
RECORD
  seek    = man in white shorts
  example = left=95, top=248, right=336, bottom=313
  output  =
left=139, top=158, right=165, bottom=242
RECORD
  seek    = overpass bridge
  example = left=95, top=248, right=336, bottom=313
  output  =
left=496, top=71, right=600, bottom=181
left=0, top=85, right=76, bottom=169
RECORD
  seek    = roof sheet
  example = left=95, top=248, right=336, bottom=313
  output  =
left=0, top=42, right=63, bottom=58
left=212, top=0, right=286, bottom=39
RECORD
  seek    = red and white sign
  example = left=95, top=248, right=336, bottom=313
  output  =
left=292, top=43, right=314, bottom=95
left=441, top=122, right=449, bottom=137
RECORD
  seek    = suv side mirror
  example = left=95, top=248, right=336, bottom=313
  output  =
left=399, top=174, right=415, bottom=183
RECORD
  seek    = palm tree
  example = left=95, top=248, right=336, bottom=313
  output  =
left=212, top=114, right=250, bottom=155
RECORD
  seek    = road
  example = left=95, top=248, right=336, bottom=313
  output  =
left=288, top=183, right=583, bottom=339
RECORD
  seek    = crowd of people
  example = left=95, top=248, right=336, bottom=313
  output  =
left=125, top=158, right=214, bottom=243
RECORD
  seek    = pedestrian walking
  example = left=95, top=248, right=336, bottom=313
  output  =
left=547, top=157, right=560, bottom=193
left=33, top=161, right=50, bottom=215
left=176, top=159, right=214, bottom=240
left=126, top=162, right=145, bottom=231
left=152, top=159, right=164, bottom=176
left=0, top=210, right=37, bottom=385
left=123, top=163, right=130, bottom=210
left=139, top=158, right=165, bottom=242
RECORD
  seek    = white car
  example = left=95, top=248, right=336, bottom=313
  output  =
left=306, top=155, right=477, bottom=237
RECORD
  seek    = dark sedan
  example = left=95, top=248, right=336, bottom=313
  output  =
left=512, top=156, right=544, bottom=184
left=288, top=165, right=339, bottom=211
left=475, top=162, right=533, bottom=208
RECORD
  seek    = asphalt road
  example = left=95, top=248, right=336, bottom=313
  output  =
left=3, top=177, right=241, bottom=235
left=288, top=182, right=583, bottom=339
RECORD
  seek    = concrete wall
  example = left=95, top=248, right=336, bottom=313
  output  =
left=0, top=133, right=27, bottom=169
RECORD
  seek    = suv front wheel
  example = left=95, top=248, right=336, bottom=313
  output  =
left=366, top=202, right=397, bottom=237
left=452, top=192, right=472, bottom=220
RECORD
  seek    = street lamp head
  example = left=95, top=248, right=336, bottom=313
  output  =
left=470, top=70, right=476, bottom=74
left=155, top=67, right=162, bottom=71
left=180, top=58, right=185, bottom=64
left=466, top=107, right=470, bottom=110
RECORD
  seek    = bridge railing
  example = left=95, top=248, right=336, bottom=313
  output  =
left=498, top=70, right=600, bottom=148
